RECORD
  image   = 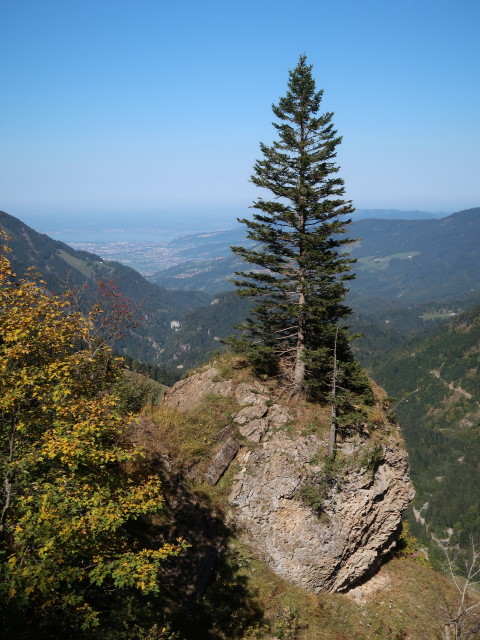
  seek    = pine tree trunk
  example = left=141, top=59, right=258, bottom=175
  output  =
left=293, top=167, right=306, bottom=393
left=328, top=403, right=336, bottom=458
left=293, top=292, right=305, bottom=391
left=328, top=329, right=338, bottom=457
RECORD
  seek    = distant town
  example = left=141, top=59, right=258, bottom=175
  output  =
left=68, top=241, right=192, bottom=276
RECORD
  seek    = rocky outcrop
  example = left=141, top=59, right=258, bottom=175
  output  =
left=229, top=434, right=413, bottom=592
left=164, top=365, right=236, bottom=411
left=204, top=437, right=239, bottom=486
left=164, top=364, right=414, bottom=594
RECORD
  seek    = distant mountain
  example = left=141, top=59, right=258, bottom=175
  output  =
left=148, top=228, right=251, bottom=292
left=150, top=207, right=480, bottom=302
left=61, top=209, right=443, bottom=277
left=150, top=255, right=242, bottom=293
left=25, top=208, right=445, bottom=244
left=352, top=209, right=445, bottom=221
left=0, top=210, right=210, bottom=366
left=351, top=207, right=480, bottom=302
left=371, top=305, right=480, bottom=556
left=166, top=228, right=250, bottom=256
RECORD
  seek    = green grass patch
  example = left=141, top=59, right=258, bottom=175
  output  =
left=420, top=312, right=457, bottom=321
left=357, top=252, right=420, bottom=272
left=57, top=248, right=115, bottom=279
left=56, top=248, right=97, bottom=277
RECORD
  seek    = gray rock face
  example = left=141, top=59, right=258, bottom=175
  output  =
left=164, top=366, right=235, bottom=411
left=229, top=434, right=413, bottom=592
left=164, top=364, right=414, bottom=593
left=204, top=437, right=239, bottom=486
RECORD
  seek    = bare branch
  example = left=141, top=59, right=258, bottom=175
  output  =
left=443, top=537, right=480, bottom=638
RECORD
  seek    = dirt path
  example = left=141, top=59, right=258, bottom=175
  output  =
left=429, top=369, right=473, bottom=400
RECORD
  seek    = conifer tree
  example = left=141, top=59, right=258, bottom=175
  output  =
left=231, top=55, right=369, bottom=400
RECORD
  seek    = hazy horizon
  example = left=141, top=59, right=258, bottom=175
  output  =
left=2, top=0, right=479, bottom=224
left=1, top=205, right=456, bottom=244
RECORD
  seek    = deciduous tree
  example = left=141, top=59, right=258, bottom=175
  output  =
left=444, top=537, right=480, bottom=639
left=0, top=234, right=184, bottom=631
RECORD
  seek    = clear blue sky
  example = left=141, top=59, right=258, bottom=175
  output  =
left=1, top=0, right=479, bottom=228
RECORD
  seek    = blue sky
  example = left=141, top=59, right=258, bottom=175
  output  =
left=1, top=0, right=479, bottom=230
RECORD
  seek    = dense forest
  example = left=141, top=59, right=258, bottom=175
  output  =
left=371, top=306, right=480, bottom=557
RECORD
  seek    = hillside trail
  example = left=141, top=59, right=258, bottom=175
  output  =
left=429, top=369, right=475, bottom=401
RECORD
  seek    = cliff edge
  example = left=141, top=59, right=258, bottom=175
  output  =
left=164, top=359, right=414, bottom=594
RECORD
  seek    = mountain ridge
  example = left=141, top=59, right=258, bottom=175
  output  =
left=0, top=210, right=211, bottom=367
left=149, top=207, right=480, bottom=301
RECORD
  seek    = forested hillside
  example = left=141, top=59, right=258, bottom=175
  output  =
left=371, top=305, right=480, bottom=557
left=155, top=288, right=480, bottom=383
left=0, top=210, right=210, bottom=368
left=350, top=208, right=480, bottom=302
left=152, top=290, right=253, bottom=373
left=149, top=208, right=480, bottom=302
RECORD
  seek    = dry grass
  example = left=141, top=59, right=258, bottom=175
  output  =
left=150, top=393, right=239, bottom=473
left=211, top=353, right=259, bottom=384
left=287, top=399, right=331, bottom=440
left=215, top=546, right=464, bottom=640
